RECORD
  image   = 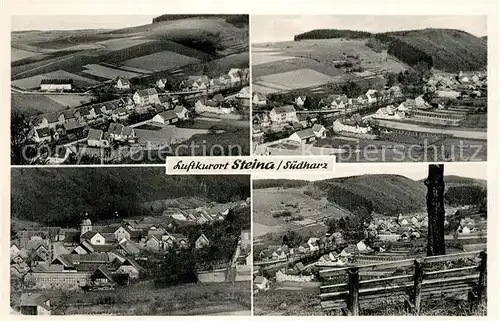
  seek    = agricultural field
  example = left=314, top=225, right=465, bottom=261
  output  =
left=45, top=94, right=95, bottom=108
left=12, top=70, right=100, bottom=90
left=12, top=94, right=65, bottom=115
left=82, top=64, right=143, bottom=79
left=97, top=38, right=154, bottom=51
left=122, top=51, right=201, bottom=72
left=253, top=186, right=350, bottom=238
left=11, top=48, right=44, bottom=62
left=255, top=68, right=336, bottom=92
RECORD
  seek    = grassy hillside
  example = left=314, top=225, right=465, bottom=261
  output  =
left=11, top=168, right=250, bottom=227
left=293, top=28, right=486, bottom=72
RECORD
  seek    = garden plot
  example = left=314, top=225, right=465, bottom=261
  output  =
left=82, top=64, right=142, bottom=79
left=122, top=51, right=201, bottom=72
left=12, top=70, right=100, bottom=90
left=257, top=68, right=335, bottom=91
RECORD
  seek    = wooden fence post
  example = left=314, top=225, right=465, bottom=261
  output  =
left=412, top=259, right=423, bottom=315
left=477, top=251, right=487, bottom=306
left=347, top=267, right=360, bottom=316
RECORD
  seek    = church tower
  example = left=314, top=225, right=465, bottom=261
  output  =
left=81, top=213, right=92, bottom=235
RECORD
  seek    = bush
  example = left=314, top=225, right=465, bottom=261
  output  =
left=272, top=210, right=292, bottom=218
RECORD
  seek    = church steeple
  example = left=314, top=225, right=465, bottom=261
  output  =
left=81, top=213, right=92, bottom=235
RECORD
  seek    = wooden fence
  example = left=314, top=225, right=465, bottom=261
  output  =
left=319, top=250, right=486, bottom=316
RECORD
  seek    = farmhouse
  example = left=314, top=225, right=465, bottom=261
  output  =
left=107, top=123, right=135, bottom=141
left=195, top=98, right=233, bottom=115
left=312, top=123, right=326, bottom=138
left=20, top=293, right=51, bottom=315
left=87, top=129, right=110, bottom=147
left=114, top=77, right=131, bottom=90
left=133, top=88, right=159, bottom=106
left=40, top=79, right=73, bottom=91
left=33, top=127, right=53, bottom=143
left=254, top=275, right=269, bottom=291
left=269, top=105, right=298, bottom=124
left=174, top=106, right=189, bottom=120
left=289, top=128, right=316, bottom=143
left=228, top=68, right=241, bottom=83
left=63, top=121, right=84, bottom=135
left=152, top=110, right=179, bottom=125
left=253, top=92, right=267, bottom=106
left=195, top=234, right=210, bottom=249
left=156, top=78, right=168, bottom=89
left=295, top=96, right=307, bottom=107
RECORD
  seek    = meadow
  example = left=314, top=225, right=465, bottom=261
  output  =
left=123, top=51, right=200, bottom=72
left=11, top=94, right=65, bottom=115
left=82, top=64, right=143, bottom=79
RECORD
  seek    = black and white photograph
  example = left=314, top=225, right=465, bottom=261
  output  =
left=11, top=14, right=250, bottom=165
left=251, top=15, right=487, bottom=162
left=10, top=168, right=251, bottom=315
left=252, top=163, right=487, bottom=316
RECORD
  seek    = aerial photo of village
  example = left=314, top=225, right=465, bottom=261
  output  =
left=10, top=168, right=251, bottom=315
left=251, top=15, right=487, bottom=162
left=252, top=163, right=487, bottom=316
left=11, top=14, right=250, bottom=165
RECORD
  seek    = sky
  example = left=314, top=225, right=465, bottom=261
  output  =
left=253, top=162, right=487, bottom=181
left=251, top=15, right=487, bottom=44
left=11, top=15, right=157, bottom=31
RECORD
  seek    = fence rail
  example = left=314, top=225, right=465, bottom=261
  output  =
left=319, top=250, right=486, bottom=316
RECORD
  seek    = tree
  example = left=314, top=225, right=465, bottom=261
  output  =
left=11, top=111, right=32, bottom=165
left=424, top=164, right=446, bottom=256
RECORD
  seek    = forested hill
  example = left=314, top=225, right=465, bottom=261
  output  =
left=315, top=174, right=427, bottom=216
left=294, top=28, right=487, bottom=72
left=257, top=174, right=486, bottom=216
left=11, top=168, right=250, bottom=226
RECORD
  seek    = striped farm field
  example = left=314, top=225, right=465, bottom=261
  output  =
left=82, top=64, right=143, bottom=79
left=122, top=51, right=201, bottom=72
left=256, top=68, right=335, bottom=92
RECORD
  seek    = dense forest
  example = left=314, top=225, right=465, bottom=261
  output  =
left=445, top=185, right=487, bottom=206
left=293, top=28, right=487, bottom=72
left=152, top=14, right=248, bottom=28
left=294, top=29, right=372, bottom=41
left=11, top=168, right=250, bottom=227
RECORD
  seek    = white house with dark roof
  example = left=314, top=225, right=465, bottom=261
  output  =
left=107, top=123, right=135, bottom=141
left=312, top=124, right=326, bottom=138
left=133, top=88, right=159, bottom=105
left=20, top=293, right=51, bottom=315
left=40, top=79, right=72, bottom=91
left=156, top=78, right=168, bottom=89
left=152, top=110, right=179, bottom=125
left=174, top=105, right=189, bottom=120
left=269, top=105, right=298, bottom=124
left=195, top=234, right=210, bottom=249
left=87, top=129, right=110, bottom=147
left=289, top=128, right=316, bottom=143
left=253, top=92, right=267, bottom=106
left=114, top=77, right=130, bottom=90
left=33, top=127, right=54, bottom=143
